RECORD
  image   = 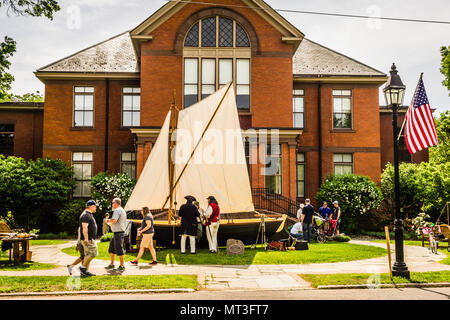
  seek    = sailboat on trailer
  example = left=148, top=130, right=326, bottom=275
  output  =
left=125, top=83, right=286, bottom=247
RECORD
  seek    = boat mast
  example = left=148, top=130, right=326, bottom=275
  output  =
left=162, top=82, right=233, bottom=208
left=168, top=91, right=178, bottom=224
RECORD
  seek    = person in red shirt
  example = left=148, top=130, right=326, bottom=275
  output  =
left=203, top=196, right=220, bottom=253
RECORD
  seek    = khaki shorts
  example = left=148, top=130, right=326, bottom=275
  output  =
left=81, top=240, right=98, bottom=257
left=140, top=233, right=154, bottom=248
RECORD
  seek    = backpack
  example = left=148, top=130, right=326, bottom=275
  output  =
left=266, top=240, right=286, bottom=251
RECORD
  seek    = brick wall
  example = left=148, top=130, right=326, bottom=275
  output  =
left=296, top=82, right=383, bottom=201
left=380, top=111, right=428, bottom=170
left=0, top=108, right=43, bottom=160
left=42, top=79, right=136, bottom=175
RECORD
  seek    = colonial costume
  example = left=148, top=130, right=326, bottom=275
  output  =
left=179, top=196, right=200, bottom=254
left=204, top=196, right=220, bottom=253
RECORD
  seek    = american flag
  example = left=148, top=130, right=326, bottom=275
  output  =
left=404, top=76, right=438, bottom=154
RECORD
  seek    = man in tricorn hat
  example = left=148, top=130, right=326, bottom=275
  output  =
left=203, top=196, right=220, bottom=253
left=179, top=195, right=200, bottom=254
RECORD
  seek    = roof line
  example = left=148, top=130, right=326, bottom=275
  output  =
left=301, top=37, right=387, bottom=76
left=248, top=0, right=304, bottom=38
left=36, top=30, right=132, bottom=72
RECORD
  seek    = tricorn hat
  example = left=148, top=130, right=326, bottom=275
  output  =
left=206, top=195, right=216, bottom=201
left=185, top=195, right=196, bottom=202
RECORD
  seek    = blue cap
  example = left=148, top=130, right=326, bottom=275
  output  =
left=86, top=200, right=97, bottom=207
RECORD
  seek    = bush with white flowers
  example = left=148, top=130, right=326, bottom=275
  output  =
left=90, top=172, right=136, bottom=216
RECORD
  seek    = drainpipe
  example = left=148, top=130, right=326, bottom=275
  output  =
left=318, top=82, right=323, bottom=187
left=104, top=79, right=110, bottom=171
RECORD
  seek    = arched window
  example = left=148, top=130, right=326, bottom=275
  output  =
left=183, top=16, right=251, bottom=110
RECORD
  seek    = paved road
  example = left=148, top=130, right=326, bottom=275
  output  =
left=3, top=287, right=450, bottom=300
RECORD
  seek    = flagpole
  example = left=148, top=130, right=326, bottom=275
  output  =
left=396, top=73, right=424, bottom=141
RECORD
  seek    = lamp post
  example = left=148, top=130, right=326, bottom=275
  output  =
left=383, top=63, right=410, bottom=279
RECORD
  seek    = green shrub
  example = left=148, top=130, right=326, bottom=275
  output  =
left=316, top=173, right=383, bottom=235
left=57, top=199, right=85, bottom=235
left=381, top=161, right=450, bottom=223
left=91, top=172, right=136, bottom=216
left=100, top=232, right=114, bottom=242
left=37, top=233, right=59, bottom=240
left=58, top=232, right=68, bottom=239
left=0, top=156, right=76, bottom=231
left=333, top=235, right=351, bottom=242
left=359, top=230, right=417, bottom=240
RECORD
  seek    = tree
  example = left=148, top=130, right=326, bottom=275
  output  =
left=0, top=36, right=16, bottom=100
left=0, top=90, right=44, bottom=102
left=315, top=173, right=383, bottom=234
left=0, top=0, right=60, bottom=99
left=417, top=161, right=450, bottom=222
left=57, top=199, right=86, bottom=235
left=380, top=162, right=423, bottom=219
left=381, top=161, right=450, bottom=223
left=429, top=111, right=450, bottom=165
left=0, top=155, right=76, bottom=231
left=441, top=45, right=450, bottom=94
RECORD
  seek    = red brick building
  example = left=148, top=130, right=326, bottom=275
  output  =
left=0, top=102, right=43, bottom=160
left=34, top=0, right=401, bottom=200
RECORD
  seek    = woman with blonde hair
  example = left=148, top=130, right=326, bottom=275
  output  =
left=130, top=207, right=157, bottom=265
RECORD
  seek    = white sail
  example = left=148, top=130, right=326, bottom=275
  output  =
left=173, top=84, right=255, bottom=213
left=124, top=111, right=171, bottom=211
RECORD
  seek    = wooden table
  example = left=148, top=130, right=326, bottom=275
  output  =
left=1, top=238, right=32, bottom=265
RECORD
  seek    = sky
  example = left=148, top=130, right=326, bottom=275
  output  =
left=1, top=0, right=449, bottom=114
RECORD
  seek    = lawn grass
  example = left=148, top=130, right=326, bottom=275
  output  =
left=372, top=239, right=450, bottom=265
left=299, top=271, right=450, bottom=288
left=30, top=239, right=69, bottom=246
left=0, top=240, right=58, bottom=271
left=0, top=250, right=57, bottom=271
left=0, top=275, right=198, bottom=293
left=62, top=241, right=387, bottom=265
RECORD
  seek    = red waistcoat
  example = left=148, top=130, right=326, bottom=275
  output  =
left=207, top=202, right=220, bottom=224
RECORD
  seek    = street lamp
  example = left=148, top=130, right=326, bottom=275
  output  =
left=383, top=63, right=410, bottom=279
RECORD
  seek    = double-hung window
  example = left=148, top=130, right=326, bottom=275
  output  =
left=296, top=153, right=305, bottom=198
left=121, top=152, right=137, bottom=179
left=293, top=89, right=305, bottom=128
left=73, top=152, right=93, bottom=197
left=265, top=144, right=282, bottom=194
left=74, top=87, right=94, bottom=127
left=183, top=16, right=251, bottom=110
left=332, top=90, right=352, bottom=129
left=122, top=88, right=140, bottom=127
left=334, top=153, right=353, bottom=175
left=0, top=124, right=14, bottom=156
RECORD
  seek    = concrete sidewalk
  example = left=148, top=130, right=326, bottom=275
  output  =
left=0, top=240, right=448, bottom=291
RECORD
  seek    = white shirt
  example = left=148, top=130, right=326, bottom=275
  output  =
left=204, top=205, right=213, bottom=218
left=296, top=208, right=302, bottom=220
left=291, top=222, right=303, bottom=234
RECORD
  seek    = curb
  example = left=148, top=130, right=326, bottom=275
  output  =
left=317, top=282, right=450, bottom=290
left=0, top=288, right=195, bottom=298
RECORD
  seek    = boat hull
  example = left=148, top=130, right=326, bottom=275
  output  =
left=129, top=217, right=286, bottom=248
